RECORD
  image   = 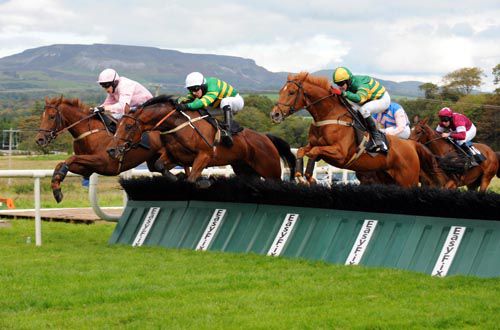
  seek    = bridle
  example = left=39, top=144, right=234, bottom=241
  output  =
left=39, top=103, right=103, bottom=143
left=113, top=112, right=147, bottom=153
left=38, top=104, right=64, bottom=143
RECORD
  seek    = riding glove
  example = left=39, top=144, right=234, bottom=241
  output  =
left=92, top=106, right=105, bottom=113
left=175, top=103, right=188, bottom=112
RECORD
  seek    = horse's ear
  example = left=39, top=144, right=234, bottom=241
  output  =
left=57, top=94, right=63, bottom=105
left=287, top=73, right=293, bottom=80
left=124, top=103, right=131, bottom=113
left=45, top=96, right=49, bottom=103
left=422, top=117, right=429, bottom=125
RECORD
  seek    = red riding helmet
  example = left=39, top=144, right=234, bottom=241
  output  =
left=438, top=107, right=453, bottom=118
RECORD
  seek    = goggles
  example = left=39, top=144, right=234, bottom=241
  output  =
left=440, top=116, right=452, bottom=122
left=100, top=82, right=114, bottom=88
left=188, top=85, right=202, bottom=93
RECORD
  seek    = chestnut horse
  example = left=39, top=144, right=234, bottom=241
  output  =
left=410, top=119, right=499, bottom=191
left=270, top=73, right=446, bottom=187
left=109, top=96, right=295, bottom=185
left=35, top=96, right=167, bottom=202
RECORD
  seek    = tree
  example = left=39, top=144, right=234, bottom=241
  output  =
left=493, top=64, right=500, bottom=85
left=442, top=67, right=484, bottom=95
left=493, top=64, right=500, bottom=94
left=419, top=82, right=439, bottom=99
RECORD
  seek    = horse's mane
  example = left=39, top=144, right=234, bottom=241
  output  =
left=290, top=72, right=331, bottom=91
left=62, top=98, right=85, bottom=109
left=141, top=95, right=176, bottom=108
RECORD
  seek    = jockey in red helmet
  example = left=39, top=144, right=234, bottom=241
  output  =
left=436, top=107, right=484, bottom=165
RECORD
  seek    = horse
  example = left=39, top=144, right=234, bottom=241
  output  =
left=35, top=96, right=168, bottom=202
left=410, top=119, right=499, bottom=191
left=270, top=72, right=446, bottom=188
left=109, top=95, right=296, bottom=185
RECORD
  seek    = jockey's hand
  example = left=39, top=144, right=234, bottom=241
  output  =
left=92, top=106, right=105, bottom=114
left=441, top=132, right=450, bottom=138
left=330, top=87, right=342, bottom=95
left=175, top=103, right=187, bottom=112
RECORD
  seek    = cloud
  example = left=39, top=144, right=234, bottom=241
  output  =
left=0, top=0, right=498, bottom=90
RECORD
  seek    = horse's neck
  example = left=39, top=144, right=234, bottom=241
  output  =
left=427, top=129, right=453, bottom=155
left=305, top=89, right=345, bottom=122
left=62, top=106, right=96, bottom=137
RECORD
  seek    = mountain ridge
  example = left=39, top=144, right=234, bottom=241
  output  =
left=0, top=44, right=424, bottom=97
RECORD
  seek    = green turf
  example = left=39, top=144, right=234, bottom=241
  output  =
left=0, top=220, right=499, bottom=329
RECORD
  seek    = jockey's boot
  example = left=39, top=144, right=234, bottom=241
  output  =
left=220, top=105, right=233, bottom=147
left=101, top=114, right=117, bottom=134
left=470, top=145, right=486, bottom=163
left=365, top=116, right=388, bottom=153
left=460, top=143, right=479, bottom=166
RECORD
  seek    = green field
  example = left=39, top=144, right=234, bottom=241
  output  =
left=0, top=220, right=499, bottom=328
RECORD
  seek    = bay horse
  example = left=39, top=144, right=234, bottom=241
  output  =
left=410, top=119, right=499, bottom=191
left=270, top=73, right=446, bottom=187
left=35, top=96, right=168, bottom=202
left=109, top=95, right=296, bottom=185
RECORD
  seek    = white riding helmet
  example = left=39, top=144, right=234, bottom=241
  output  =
left=185, top=72, right=205, bottom=88
left=97, top=68, right=120, bottom=83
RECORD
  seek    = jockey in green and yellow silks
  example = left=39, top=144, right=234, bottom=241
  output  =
left=333, top=66, right=391, bottom=152
left=176, top=72, right=244, bottom=147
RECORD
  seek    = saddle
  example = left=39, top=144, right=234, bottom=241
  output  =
left=198, top=109, right=243, bottom=135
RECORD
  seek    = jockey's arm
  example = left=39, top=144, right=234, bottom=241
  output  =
left=344, top=88, right=369, bottom=104
left=101, top=88, right=133, bottom=116
left=450, top=126, right=466, bottom=140
left=384, top=110, right=407, bottom=136
left=186, top=90, right=219, bottom=110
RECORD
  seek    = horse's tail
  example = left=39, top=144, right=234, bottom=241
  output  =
left=414, top=142, right=448, bottom=187
left=266, top=134, right=296, bottom=181
left=496, top=152, right=500, bottom=178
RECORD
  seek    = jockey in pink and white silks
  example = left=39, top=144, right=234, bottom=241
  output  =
left=372, top=102, right=410, bottom=139
left=95, top=68, right=153, bottom=120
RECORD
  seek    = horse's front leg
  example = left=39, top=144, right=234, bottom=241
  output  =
left=187, top=152, right=212, bottom=188
left=304, top=158, right=317, bottom=184
left=295, top=145, right=312, bottom=184
left=51, top=154, right=110, bottom=203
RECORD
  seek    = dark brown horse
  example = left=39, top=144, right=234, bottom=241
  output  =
left=410, top=119, right=499, bottom=191
left=109, top=96, right=295, bottom=184
left=270, top=73, right=446, bottom=187
left=35, top=96, right=167, bottom=202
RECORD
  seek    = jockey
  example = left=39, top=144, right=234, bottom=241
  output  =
left=176, top=72, right=244, bottom=147
left=372, top=102, right=411, bottom=139
left=436, top=107, right=484, bottom=165
left=333, top=66, right=391, bottom=153
left=94, top=68, right=153, bottom=120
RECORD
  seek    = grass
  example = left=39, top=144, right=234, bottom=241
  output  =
left=0, top=220, right=499, bottom=329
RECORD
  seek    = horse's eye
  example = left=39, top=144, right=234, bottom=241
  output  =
left=125, top=124, right=132, bottom=130
left=289, top=90, right=296, bottom=95
left=49, top=115, right=56, bottom=120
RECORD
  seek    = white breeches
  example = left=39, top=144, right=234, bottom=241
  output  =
left=221, top=94, right=244, bottom=112
left=349, top=92, right=391, bottom=118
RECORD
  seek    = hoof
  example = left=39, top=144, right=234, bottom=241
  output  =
left=162, top=171, right=178, bottom=182
left=176, top=172, right=187, bottom=181
left=195, top=178, right=212, bottom=189
left=53, top=189, right=63, bottom=203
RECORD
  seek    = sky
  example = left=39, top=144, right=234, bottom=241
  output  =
left=0, top=0, right=499, bottom=90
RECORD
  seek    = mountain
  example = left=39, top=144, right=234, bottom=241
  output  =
left=0, top=44, right=423, bottom=97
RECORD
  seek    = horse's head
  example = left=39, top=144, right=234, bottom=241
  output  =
left=108, top=96, right=177, bottom=159
left=35, top=95, right=65, bottom=147
left=108, top=104, right=145, bottom=159
left=271, top=74, right=309, bottom=123
left=410, top=118, right=434, bottom=144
